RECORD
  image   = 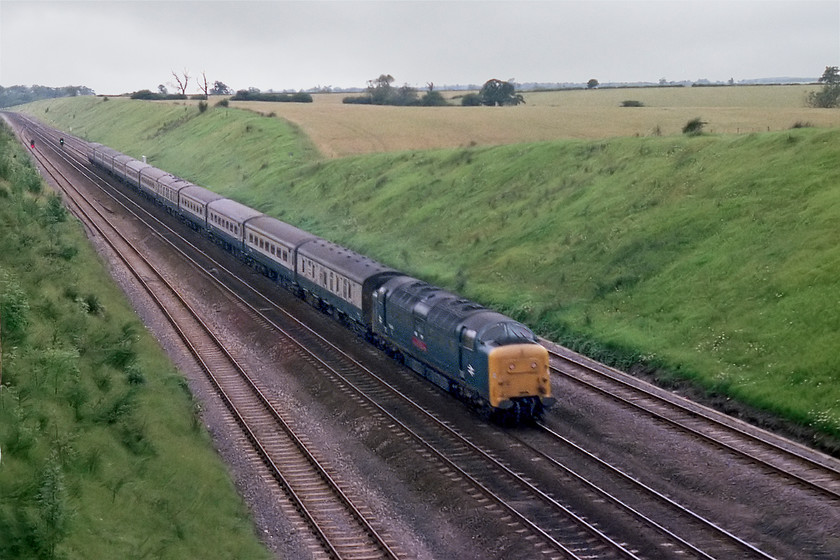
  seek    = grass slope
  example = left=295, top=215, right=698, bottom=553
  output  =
left=23, top=97, right=840, bottom=445
left=0, top=121, right=270, bottom=558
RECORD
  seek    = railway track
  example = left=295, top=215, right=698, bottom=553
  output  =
left=11, top=115, right=651, bottom=558
left=546, top=344, right=840, bottom=503
left=11, top=114, right=400, bottom=560
left=11, top=113, right=837, bottom=558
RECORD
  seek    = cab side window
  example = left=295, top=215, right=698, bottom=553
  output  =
left=461, top=328, right=476, bottom=350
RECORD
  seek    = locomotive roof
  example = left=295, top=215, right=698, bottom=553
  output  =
left=245, top=215, right=318, bottom=247
left=208, top=198, right=263, bottom=224
left=382, top=278, right=536, bottom=343
left=297, top=238, right=401, bottom=283
left=386, top=279, right=487, bottom=328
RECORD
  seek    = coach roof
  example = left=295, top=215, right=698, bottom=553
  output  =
left=208, top=198, right=262, bottom=224
left=297, top=238, right=400, bottom=283
left=245, top=215, right=318, bottom=247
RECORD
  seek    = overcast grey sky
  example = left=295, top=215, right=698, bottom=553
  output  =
left=1, top=0, right=838, bottom=95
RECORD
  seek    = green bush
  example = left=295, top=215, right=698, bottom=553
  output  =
left=682, top=117, right=707, bottom=136
left=806, top=84, right=840, bottom=108
left=0, top=273, right=30, bottom=344
left=460, top=93, right=482, bottom=106
left=420, top=90, right=449, bottom=106
left=230, top=90, right=312, bottom=103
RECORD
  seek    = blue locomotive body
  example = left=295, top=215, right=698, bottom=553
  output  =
left=372, top=277, right=553, bottom=417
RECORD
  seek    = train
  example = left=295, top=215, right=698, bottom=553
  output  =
left=87, top=141, right=554, bottom=423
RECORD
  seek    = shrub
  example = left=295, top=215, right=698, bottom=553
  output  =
left=621, top=100, right=645, bottom=107
left=198, top=101, right=208, bottom=113
left=130, top=90, right=187, bottom=101
left=682, top=117, right=707, bottom=136
left=806, top=84, right=840, bottom=108
left=420, top=90, right=449, bottom=106
left=343, top=95, right=372, bottom=105
left=0, top=274, right=30, bottom=344
left=460, top=93, right=483, bottom=106
left=43, top=193, right=68, bottom=224
left=230, top=90, right=312, bottom=103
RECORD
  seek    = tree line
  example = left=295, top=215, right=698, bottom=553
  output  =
left=0, top=85, right=95, bottom=109
left=343, top=75, right=525, bottom=107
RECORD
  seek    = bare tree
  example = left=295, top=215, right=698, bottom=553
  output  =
left=171, top=69, right=190, bottom=96
left=198, top=71, right=210, bottom=98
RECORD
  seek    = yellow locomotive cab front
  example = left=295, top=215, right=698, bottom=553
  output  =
left=487, top=343, right=553, bottom=409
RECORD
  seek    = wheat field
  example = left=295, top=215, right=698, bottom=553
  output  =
left=229, top=85, right=840, bottom=157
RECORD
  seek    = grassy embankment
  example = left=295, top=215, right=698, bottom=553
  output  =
left=0, top=121, right=271, bottom=558
left=23, top=95, right=840, bottom=447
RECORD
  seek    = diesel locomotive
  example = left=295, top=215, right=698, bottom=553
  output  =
left=88, top=142, right=554, bottom=422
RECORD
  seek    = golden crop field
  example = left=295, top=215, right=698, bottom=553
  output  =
left=230, top=85, right=840, bottom=158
